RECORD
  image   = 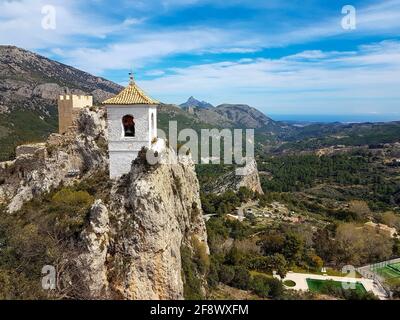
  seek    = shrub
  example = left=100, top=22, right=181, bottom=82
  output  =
left=218, top=265, right=235, bottom=285
left=251, top=275, right=271, bottom=298
left=266, top=277, right=284, bottom=299
left=225, top=246, right=245, bottom=266
left=307, top=253, right=324, bottom=271
left=250, top=274, right=283, bottom=299
left=191, top=236, right=210, bottom=274
left=232, top=266, right=251, bottom=290
left=49, top=188, right=94, bottom=237
left=247, top=254, right=288, bottom=278
left=206, top=258, right=220, bottom=289
left=181, top=245, right=203, bottom=300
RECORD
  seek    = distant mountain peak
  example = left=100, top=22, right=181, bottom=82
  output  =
left=180, top=96, right=214, bottom=109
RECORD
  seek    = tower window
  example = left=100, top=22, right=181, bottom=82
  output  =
left=151, top=113, right=155, bottom=137
left=122, top=115, right=135, bottom=137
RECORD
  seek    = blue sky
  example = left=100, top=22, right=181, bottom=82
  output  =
left=1, top=0, right=400, bottom=116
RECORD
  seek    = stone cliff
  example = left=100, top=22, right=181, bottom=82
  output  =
left=0, top=107, right=108, bottom=212
left=204, top=158, right=264, bottom=195
left=0, top=106, right=209, bottom=299
left=80, top=147, right=208, bottom=299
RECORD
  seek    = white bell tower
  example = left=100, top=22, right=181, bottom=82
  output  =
left=103, top=73, right=158, bottom=179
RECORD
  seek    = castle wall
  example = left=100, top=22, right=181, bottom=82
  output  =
left=58, top=95, right=93, bottom=134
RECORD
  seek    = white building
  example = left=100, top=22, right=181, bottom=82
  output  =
left=103, top=76, right=159, bottom=179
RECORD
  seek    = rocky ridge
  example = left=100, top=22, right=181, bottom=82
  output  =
left=0, top=106, right=209, bottom=299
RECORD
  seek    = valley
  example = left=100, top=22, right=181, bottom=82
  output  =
left=0, top=46, right=399, bottom=300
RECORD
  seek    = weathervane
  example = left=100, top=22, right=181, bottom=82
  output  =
left=129, top=69, right=135, bottom=84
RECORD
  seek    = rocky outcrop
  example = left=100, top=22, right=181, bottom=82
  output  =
left=77, top=147, right=208, bottom=299
left=180, top=96, right=214, bottom=109
left=0, top=107, right=108, bottom=212
left=79, top=200, right=111, bottom=297
left=207, top=158, right=264, bottom=195
left=0, top=45, right=122, bottom=107
left=0, top=106, right=209, bottom=300
left=0, top=45, right=123, bottom=161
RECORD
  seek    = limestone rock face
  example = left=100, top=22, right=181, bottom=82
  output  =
left=77, top=148, right=209, bottom=299
left=205, top=158, right=264, bottom=195
left=0, top=106, right=209, bottom=300
left=79, top=200, right=110, bottom=297
left=0, top=107, right=108, bottom=212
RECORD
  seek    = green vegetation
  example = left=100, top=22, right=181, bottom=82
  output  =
left=305, top=279, right=377, bottom=300
left=0, top=171, right=109, bottom=299
left=279, top=122, right=400, bottom=150
left=181, top=245, right=204, bottom=300
left=283, top=280, right=296, bottom=287
left=259, top=154, right=372, bottom=192
left=259, top=153, right=400, bottom=209
left=201, top=187, right=256, bottom=216
left=257, top=149, right=400, bottom=215
left=374, top=263, right=400, bottom=279
left=0, top=109, right=57, bottom=161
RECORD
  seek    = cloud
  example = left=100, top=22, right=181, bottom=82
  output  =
left=0, top=0, right=143, bottom=48
left=54, top=27, right=263, bottom=73
left=138, top=40, right=400, bottom=114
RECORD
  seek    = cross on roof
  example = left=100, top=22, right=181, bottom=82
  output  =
left=129, top=70, right=135, bottom=84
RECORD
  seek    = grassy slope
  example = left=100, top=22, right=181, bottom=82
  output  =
left=0, top=109, right=57, bottom=160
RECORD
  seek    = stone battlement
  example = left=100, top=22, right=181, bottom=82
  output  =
left=58, top=95, right=93, bottom=106
left=58, top=95, right=93, bottom=134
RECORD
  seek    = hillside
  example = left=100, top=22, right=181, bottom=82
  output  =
left=0, top=46, right=294, bottom=161
left=180, top=96, right=214, bottom=109
left=0, top=107, right=209, bottom=299
left=0, top=45, right=122, bottom=160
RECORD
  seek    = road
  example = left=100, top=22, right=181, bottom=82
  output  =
left=236, top=200, right=258, bottom=220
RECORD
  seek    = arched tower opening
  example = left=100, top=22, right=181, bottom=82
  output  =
left=122, top=115, right=135, bottom=137
left=151, top=113, right=155, bottom=138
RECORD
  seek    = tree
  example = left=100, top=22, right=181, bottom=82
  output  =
left=232, top=266, right=251, bottom=290
left=225, top=246, right=244, bottom=266
left=247, top=254, right=288, bottom=278
left=313, top=227, right=336, bottom=262
left=250, top=275, right=270, bottom=298
left=335, top=223, right=393, bottom=265
left=266, top=277, right=284, bottom=299
left=348, top=200, right=371, bottom=221
left=218, top=265, right=235, bottom=285
left=307, top=253, right=324, bottom=271
left=258, top=233, right=285, bottom=255
left=380, top=211, right=400, bottom=231
left=282, top=233, right=302, bottom=262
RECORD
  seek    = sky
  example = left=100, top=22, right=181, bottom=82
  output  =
left=1, top=0, right=400, bottom=117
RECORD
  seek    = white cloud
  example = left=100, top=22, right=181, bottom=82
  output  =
left=54, top=27, right=262, bottom=73
left=138, top=40, right=400, bottom=114
left=0, top=0, right=143, bottom=48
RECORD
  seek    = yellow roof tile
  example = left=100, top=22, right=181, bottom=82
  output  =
left=102, top=81, right=159, bottom=105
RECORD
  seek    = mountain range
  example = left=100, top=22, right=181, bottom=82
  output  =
left=180, top=96, right=214, bottom=109
left=0, top=46, right=287, bottom=161
left=1, top=46, right=399, bottom=163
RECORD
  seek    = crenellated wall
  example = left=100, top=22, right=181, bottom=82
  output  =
left=58, top=95, right=93, bottom=134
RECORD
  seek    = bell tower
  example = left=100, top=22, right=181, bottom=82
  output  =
left=103, top=73, right=158, bottom=179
